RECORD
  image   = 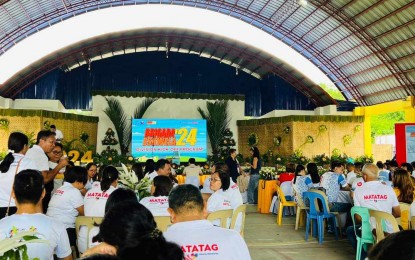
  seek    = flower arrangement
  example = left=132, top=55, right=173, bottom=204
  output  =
left=259, top=167, right=277, bottom=180
left=312, top=153, right=331, bottom=166
left=330, top=149, right=349, bottom=164
left=283, top=126, right=290, bottom=134
left=248, top=132, right=258, bottom=146
left=299, top=135, right=314, bottom=148
left=355, top=155, right=374, bottom=164
left=289, top=149, right=310, bottom=165
left=118, top=163, right=151, bottom=199
left=354, top=125, right=361, bottom=133
left=273, top=154, right=287, bottom=165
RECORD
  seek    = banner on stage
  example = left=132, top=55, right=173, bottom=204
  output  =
left=132, top=119, right=207, bottom=162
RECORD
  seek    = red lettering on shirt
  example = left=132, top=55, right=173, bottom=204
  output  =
left=55, top=190, right=64, bottom=195
left=363, top=194, right=388, bottom=200
left=149, top=198, right=168, bottom=203
left=181, top=244, right=219, bottom=253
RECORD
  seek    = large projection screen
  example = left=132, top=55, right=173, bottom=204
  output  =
left=132, top=119, right=207, bottom=162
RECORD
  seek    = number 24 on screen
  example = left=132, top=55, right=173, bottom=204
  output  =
left=176, top=128, right=197, bottom=146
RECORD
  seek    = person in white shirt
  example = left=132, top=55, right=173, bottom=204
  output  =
left=354, top=163, right=400, bottom=227
left=47, top=166, right=87, bottom=247
left=78, top=166, right=119, bottom=253
left=346, top=163, right=356, bottom=185
left=50, top=124, right=64, bottom=142
left=320, top=161, right=351, bottom=212
left=207, top=169, right=232, bottom=213
left=25, top=130, right=68, bottom=208
left=145, top=159, right=171, bottom=181
left=348, top=163, right=401, bottom=257
left=183, top=158, right=202, bottom=187
left=140, top=175, right=172, bottom=216
left=81, top=162, right=98, bottom=195
left=164, top=184, right=251, bottom=260
left=0, top=132, right=36, bottom=218
left=0, top=170, right=72, bottom=260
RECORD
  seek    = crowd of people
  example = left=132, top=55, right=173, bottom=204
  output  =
left=0, top=131, right=252, bottom=259
left=2, top=128, right=413, bottom=259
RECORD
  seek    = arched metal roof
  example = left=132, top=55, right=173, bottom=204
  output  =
left=0, top=0, right=414, bottom=106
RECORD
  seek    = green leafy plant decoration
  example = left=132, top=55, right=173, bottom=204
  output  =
left=197, top=100, right=230, bottom=159
left=0, top=230, right=47, bottom=260
left=104, top=97, right=129, bottom=155
left=247, top=133, right=258, bottom=146
left=299, top=135, right=314, bottom=149
left=0, top=118, right=9, bottom=130
left=104, top=97, right=156, bottom=155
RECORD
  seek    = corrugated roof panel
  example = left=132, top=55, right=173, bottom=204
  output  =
left=248, top=0, right=268, bottom=13
left=387, top=42, right=415, bottom=59
left=236, top=0, right=252, bottom=9
left=259, top=1, right=281, bottom=18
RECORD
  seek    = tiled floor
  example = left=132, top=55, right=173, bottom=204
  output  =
left=244, top=205, right=355, bottom=260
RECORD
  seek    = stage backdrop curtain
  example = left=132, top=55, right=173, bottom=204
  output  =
left=17, top=52, right=317, bottom=116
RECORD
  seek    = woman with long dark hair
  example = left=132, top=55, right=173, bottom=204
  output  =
left=306, top=163, right=321, bottom=187
left=246, top=146, right=261, bottom=204
left=140, top=175, right=172, bottom=216
left=78, top=166, right=119, bottom=254
left=0, top=132, right=35, bottom=218
left=82, top=202, right=183, bottom=259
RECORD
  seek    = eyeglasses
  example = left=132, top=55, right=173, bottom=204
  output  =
left=210, top=178, right=221, bottom=182
left=52, top=151, right=63, bottom=155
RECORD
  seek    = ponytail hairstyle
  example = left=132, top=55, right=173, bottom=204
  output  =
left=101, top=166, right=119, bottom=192
left=14, top=169, right=44, bottom=205
left=293, top=164, right=305, bottom=184
left=0, top=132, right=29, bottom=173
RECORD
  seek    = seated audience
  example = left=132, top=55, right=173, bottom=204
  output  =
left=368, top=230, right=415, bottom=260
left=392, top=168, right=414, bottom=204
left=183, top=158, right=202, bottom=187
left=131, top=163, right=144, bottom=180
left=140, top=175, right=172, bottom=216
left=83, top=163, right=98, bottom=194
left=82, top=202, right=183, bottom=259
left=47, top=166, right=87, bottom=247
left=207, top=169, right=232, bottom=214
left=164, top=184, right=251, bottom=259
left=307, top=163, right=321, bottom=188
left=105, top=188, right=139, bottom=214
left=293, top=164, right=312, bottom=201
left=320, top=161, right=351, bottom=212
left=278, top=163, right=295, bottom=185
left=143, top=159, right=155, bottom=176
left=78, top=166, right=119, bottom=253
left=0, top=170, right=71, bottom=260
left=346, top=163, right=356, bottom=185
left=145, top=159, right=171, bottom=182
left=348, top=163, right=401, bottom=258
